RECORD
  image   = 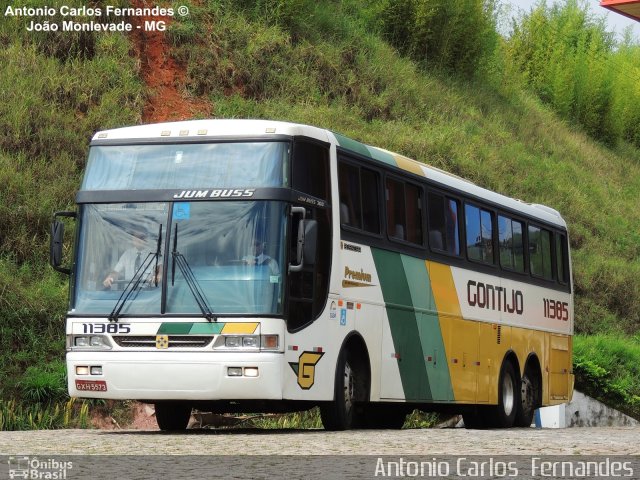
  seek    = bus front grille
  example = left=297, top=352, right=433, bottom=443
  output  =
left=112, top=336, right=214, bottom=349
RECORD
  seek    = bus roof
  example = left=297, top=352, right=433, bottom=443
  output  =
left=92, top=119, right=331, bottom=143
left=93, top=119, right=566, bottom=229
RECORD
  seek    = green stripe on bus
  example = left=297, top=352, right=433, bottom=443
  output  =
left=372, top=249, right=432, bottom=401
left=366, top=146, right=396, bottom=167
left=400, top=256, right=455, bottom=401
left=189, top=323, right=225, bottom=334
left=157, top=323, right=194, bottom=334
left=157, top=323, right=226, bottom=334
left=332, top=132, right=373, bottom=158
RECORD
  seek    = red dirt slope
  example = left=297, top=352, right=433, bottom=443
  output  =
left=129, top=0, right=211, bottom=122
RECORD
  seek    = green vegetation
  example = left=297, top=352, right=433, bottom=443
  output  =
left=1, top=0, right=639, bottom=428
left=573, top=334, right=640, bottom=419
left=0, top=0, right=143, bottom=428
left=0, top=399, right=90, bottom=430
left=505, top=0, right=640, bottom=147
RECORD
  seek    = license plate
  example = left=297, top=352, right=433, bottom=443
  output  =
left=75, top=380, right=108, bottom=392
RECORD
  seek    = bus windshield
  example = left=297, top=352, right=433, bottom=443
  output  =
left=81, top=142, right=289, bottom=190
left=73, top=201, right=287, bottom=316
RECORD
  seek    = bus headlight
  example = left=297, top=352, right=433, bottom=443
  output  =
left=68, top=335, right=112, bottom=350
left=224, top=336, right=242, bottom=348
left=217, top=334, right=279, bottom=351
left=243, top=336, right=259, bottom=348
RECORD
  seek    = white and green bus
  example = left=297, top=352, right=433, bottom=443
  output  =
left=51, top=119, right=573, bottom=430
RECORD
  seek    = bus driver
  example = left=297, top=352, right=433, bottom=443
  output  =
left=103, top=230, right=155, bottom=288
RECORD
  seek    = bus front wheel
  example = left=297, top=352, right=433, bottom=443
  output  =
left=320, top=348, right=367, bottom=430
left=155, top=402, right=192, bottom=431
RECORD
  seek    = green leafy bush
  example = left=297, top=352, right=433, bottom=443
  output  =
left=574, top=334, right=640, bottom=419
left=379, top=0, right=499, bottom=78
left=19, top=360, right=67, bottom=403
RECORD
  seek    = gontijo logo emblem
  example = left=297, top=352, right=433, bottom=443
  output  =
left=289, top=351, right=324, bottom=389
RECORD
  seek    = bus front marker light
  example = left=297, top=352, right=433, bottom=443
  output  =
left=76, top=366, right=90, bottom=375
left=227, top=367, right=242, bottom=377
left=225, top=336, right=241, bottom=348
left=261, top=335, right=279, bottom=350
left=244, top=367, right=259, bottom=377
left=90, top=366, right=103, bottom=375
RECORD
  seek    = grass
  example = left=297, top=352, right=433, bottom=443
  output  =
left=0, top=399, right=90, bottom=431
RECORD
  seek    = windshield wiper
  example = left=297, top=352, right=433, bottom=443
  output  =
left=108, top=224, right=163, bottom=322
left=172, top=224, right=216, bottom=322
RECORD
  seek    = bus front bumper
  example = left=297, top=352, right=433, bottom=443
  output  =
left=67, top=351, right=283, bottom=400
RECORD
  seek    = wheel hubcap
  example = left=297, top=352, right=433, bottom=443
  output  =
left=521, top=376, right=534, bottom=411
left=503, top=373, right=515, bottom=416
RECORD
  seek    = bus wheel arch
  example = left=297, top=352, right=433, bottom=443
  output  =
left=319, top=332, right=371, bottom=431
left=515, top=353, right=542, bottom=427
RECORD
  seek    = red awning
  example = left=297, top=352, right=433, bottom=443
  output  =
left=600, top=0, right=640, bottom=22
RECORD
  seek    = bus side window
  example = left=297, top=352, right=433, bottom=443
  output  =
left=386, top=177, right=406, bottom=240
left=386, top=178, right=423, bottom=245
left=338, top=160, right=380, bottom=234
left=338, top=162, right=362, bottom=229
left=465, top=204, right=494, bottom=264
left=529, top=225, right=553, bottom=280
left=427, top=192, right=460, bottom=255
left=292, top=140, right=330, bottom=200
left=556, top=233, right=568, bottom=284
left=498, top=215, right=525, bottom=273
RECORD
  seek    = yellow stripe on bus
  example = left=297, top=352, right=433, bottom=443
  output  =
left=393, top=154, right=426, bottom=178
left=221, top=322, right=259, bottom=334
left=427, top=261, right=462, bottom=318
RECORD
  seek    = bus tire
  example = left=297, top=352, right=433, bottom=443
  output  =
left=514, top=368, right=539, bottom=427
left=320, top=348, right=366, bottom=430
left=488, top=360, right=519, bottom=428
left=155, top=402, right=192, bottom=431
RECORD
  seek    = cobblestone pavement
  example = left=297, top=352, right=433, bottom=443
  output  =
left=1, top=427, right=639, bottom=455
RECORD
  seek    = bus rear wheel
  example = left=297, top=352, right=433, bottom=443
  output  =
left=487, top=360, right=519, bottom=428
left=320, top=348, right=368, bottom=430
left=155, top=402, right=192, bottom=431
left=514, top=368, right=539, bottom=427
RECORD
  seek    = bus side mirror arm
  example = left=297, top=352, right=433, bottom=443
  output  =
left=289, top=207, right=306, bottom=273
left=50, top=210, right=76, bottom=275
